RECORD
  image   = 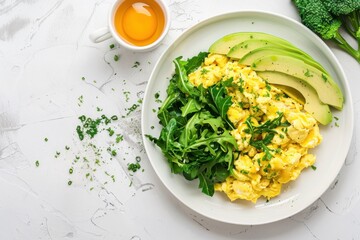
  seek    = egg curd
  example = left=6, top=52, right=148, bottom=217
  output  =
left=188, top=53, right=322, bottom=203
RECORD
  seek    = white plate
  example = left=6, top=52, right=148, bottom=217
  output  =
left=141, top=11, right=354, bottom=225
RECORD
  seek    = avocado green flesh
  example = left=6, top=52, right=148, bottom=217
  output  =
left=252, top=55, right=344, bottom=110
left=227, top=39, right=314, bottom=62
left=208, top=32, right=295, bottom=55
left=258, top=72, right=333, bottom=125
left=274, top=84, right=305, bottom=105
left=234, top=47, right=328, bottom=74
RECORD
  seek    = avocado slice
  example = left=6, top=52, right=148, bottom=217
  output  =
left=227, top=39, right=314, bottom=62
left=274, top=84, right=306, bottom=105
left=258, top=71, right=333, bottom=125
left=252, top=55, right=344, bottom=110
left=235, top=47, right=328, bottom=74
left=209, top=32, right=295, bottom=55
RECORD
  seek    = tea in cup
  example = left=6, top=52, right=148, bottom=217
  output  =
left=90, top=0, right=170, bottom=52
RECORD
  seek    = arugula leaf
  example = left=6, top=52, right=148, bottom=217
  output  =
left=173, top=57, right=199, bottom=96
left=209, top=83, right=234, bottom=129
left=184, top=52, right=208, bottom=73
left=181, top=98, right=202, bottom=117
left=198, top=172, right=214, bottom=196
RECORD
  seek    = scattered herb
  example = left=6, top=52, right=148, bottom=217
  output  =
left=322, top=73, right=328, bottom=82
left=132, top=61, right=140, bottom=68
left=107, top=128, right=115, bottom=136
left=116, top=134, right=124, bottom=143
left=128, top=162, right=141, bottom=172
left=76, top=125, right=84, bottom=141
left=263, top=163, right=271, bottom=173
left=240, top=169, right=249, bottom=174
left=44, top=138, right=48, bottom=142
left=200, top=68, right=210, bottom=75
left=35, top=160, right=40, bottom=167
left=76, top=114, right=119, bottom=141
left=68, top=180, right=72, bottom=186
left=114, top=55, right=119, bottom=61
left=95, top=159, right=101, bottom=166
left=78, top=95, right=84, bottom=105
left=123, top=91, right=130, bottom=102
left=304, top=69, right=313, bottom=77
left=109, top=44, right=115, bottom=49
left=126, top=104, right=140, bottom=115
left=311, top=165, right=317, bottom=170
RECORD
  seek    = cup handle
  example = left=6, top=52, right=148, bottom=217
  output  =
left=89, top=27, right=112, bottom=43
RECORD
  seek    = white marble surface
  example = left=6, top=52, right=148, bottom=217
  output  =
left=0, top=0, right=359, bottom=239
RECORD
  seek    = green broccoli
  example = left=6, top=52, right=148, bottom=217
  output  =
left=293, top=0, right=360, bottom=63
left=321, top=0, right=360, bottom=41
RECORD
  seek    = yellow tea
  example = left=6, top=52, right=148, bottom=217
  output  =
left=114, top=0, right=165, bottom=46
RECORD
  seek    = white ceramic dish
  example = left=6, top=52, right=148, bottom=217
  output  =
left=141, top=11, right=354, bottom=225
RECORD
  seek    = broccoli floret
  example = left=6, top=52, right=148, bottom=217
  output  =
left=293, top=0, right=360, bottom=62
left=294, top=0, right=341, bottom=39
left=321, top=0, right=360, bottom=15
left=322, top=0, right=360, bottom=41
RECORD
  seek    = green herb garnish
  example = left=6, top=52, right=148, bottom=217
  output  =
left=128, top=162, right=141, bottom=172
left=245, top=112, right=289, bottom=161
left=132, top=61, right=140, bottom=68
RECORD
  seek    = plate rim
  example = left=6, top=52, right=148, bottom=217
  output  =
left=141, top=10, right=354, bottom=225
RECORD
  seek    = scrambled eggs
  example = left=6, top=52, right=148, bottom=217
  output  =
left=188, top=54, right=322, bottom=203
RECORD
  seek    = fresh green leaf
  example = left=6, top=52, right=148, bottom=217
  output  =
left=173, top=57, right=199, bottom=96
left=184, top=52, right=208, bottom=73
left=181, top=98, right=202, bottom=117
left=198, top=172, right=214, bottom=196
left=209, top=83, right=234, bottom=129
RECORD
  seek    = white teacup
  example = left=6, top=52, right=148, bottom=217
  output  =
left=90, top=0, right=170, bottom=52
